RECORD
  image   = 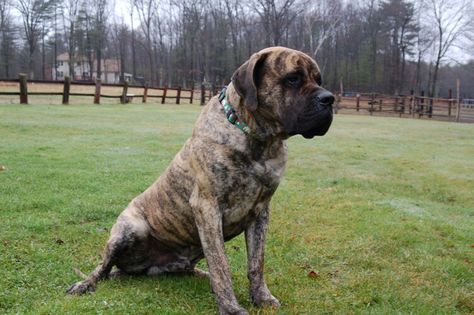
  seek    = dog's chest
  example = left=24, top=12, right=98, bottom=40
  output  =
left=221, top=147, right=287, bottom=232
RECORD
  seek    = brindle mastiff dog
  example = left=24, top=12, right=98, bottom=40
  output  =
left=67, top=46, right=334, bottom=314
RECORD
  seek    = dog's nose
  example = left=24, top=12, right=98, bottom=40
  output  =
left=316, top=90, right=334, bottom=107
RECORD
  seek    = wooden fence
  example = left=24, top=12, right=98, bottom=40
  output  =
left=459, top=99, right=474, bottom=123
left=1, top=74, right=472, bottom=124
left=0, top=74, right=218, bottom=106
left=335, top=92, right=464, bottom=122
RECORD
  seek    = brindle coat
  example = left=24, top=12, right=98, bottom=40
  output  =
left=67, top=47, right=334, bottom=315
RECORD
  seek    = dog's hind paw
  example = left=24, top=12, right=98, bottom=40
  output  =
left=66, top=280, right=96, bottom=295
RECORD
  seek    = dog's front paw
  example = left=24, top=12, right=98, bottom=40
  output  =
left=66, top=280, right=96, bottom=295
left=250, top=289, right=281, bottom=309
left=218, top=303, right=249, bottom=315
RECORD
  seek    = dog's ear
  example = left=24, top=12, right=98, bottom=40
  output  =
left=231, top=52, right=268, bottom=111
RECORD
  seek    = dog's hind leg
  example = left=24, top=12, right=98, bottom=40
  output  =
left=66, top=242, right=117, bottom=294
left=144, top=247, right=207, bottom=278
left=67, top=207, right=149, bottom=295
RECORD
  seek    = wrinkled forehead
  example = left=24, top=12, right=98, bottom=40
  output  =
left=264, top=48, right=320, bottom=77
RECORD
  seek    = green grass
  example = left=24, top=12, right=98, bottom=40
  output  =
left=0, top=103, right=473, bottom=314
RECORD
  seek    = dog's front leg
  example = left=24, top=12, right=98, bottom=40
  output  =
left=245, top=207, right=280, bottom=308
left=192, top=195, right=248, bottom=315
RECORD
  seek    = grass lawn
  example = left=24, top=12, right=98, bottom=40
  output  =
left=0, top=103, right=473, bottom=314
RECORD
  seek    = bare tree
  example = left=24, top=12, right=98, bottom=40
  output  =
left=92, top=0, right=108, bottom=80
left=16, top=0, right=57, bottom=78
left=251, top=0, right=300, bottom=46
left=413, top=0, right=433, bottom=93
left=76, top=2, right=94, bottom=79
left=223, top=0, right=243, bottom=69
left=64, top=0, right=81, bottom=79
left=303, top=0, right=343, bottom=58
left=134, top=0, right=158, bottom=85
left=129, top=0, right=136, bottom=79
left=110, top=18, right=130, bottom=83
left=379, top=0, right=418, bottom=93
left=0, top=0, right=15, bottom=77
left=364, top=0, right=381, bottom=92
left=424, top=0, right=472, bottom=97
left=458, top=6, right=474, bottom=63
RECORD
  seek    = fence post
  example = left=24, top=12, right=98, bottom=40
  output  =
left=200, top=83, right=205, bottom=105
left=335, top=93, right=340, bottom=114
left=19, top=74, right=28, bottom=104
left=412, top=97, right=416, bottom=119
left=190, top=83, right=194, bottom=104
left=62, top=76, right=71, bottom=105
left=400, top=96, right=405, bottom=117
left=448, top=89, right=452, bottom=118
left=456, top=79, right=461, bottom=122
left=161, top=87, right=167, bottom=104
left=356, top=93, right=360, bottom=112
left=142, top=85, right=148, bottom=103
left=176, top=86, right=181, bottom=104
left=419, top=90, right=424, bottom=118
left=379, top=98, right=383, bottom=112
left=211, top=83, right=216, bottom=97
left=94, top=79, right=101, bottom=104
left=428, top=97, right=433, bottom=118
left=121, top=81, right=129, bottom=104
left=369, top=93, right=374, bottom=115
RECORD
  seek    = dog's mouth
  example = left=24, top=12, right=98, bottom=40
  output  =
left=297, top=107, right=333, bottom=139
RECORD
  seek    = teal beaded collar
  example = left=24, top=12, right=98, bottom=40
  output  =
left=218, top=86, right=251, bottom=135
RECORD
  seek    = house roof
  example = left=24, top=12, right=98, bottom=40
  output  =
left=57, top=53, right=88, bottom=62
left=57, top=53, right=70, bottom=61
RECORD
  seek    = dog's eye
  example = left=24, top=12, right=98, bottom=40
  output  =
left=315, top=74, right=322, bottom=86
left=284, top=75, right=302, bottom=87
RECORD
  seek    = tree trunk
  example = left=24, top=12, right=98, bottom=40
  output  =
left=69, top=21, right=75, bottom=80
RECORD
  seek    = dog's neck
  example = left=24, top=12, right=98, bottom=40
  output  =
left=226, top=83, right=284, bottom=144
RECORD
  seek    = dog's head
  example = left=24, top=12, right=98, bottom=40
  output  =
left=232, top=46, right=333, bottom=139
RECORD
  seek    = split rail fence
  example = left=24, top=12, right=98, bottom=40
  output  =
left=0, top=74, right=217, bottom=106
left=334, top=92, right=471, bottom=122
left=1, top=74, right=473, bottom=123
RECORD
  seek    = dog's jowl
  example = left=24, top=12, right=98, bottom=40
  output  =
left=67, top=46, right=333, bottom=315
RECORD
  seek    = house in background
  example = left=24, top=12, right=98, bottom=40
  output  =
left=52, top=53, right=129, bottom=84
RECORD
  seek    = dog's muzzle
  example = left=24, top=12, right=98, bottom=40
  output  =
left=298, top=90, right=334, bottom=139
